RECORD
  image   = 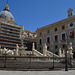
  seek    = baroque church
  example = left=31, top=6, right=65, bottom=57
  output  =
left=0, top=3, right=37, bottom=50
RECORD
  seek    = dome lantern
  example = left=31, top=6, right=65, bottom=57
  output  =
left=4, top=0, right=9, bottom=11
left=4, top=4, right=9, bottom=11
left=0, top=2, right=15, bottom=21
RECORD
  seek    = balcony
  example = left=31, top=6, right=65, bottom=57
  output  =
left=1, top=25, right=21, bottom=31
left=46, top=42, right=50, bottom=45
left=54, top=41, right=59, bottom=43
left=0, top=45, right=16, bottom=49
left=1, top=28, right=20, bottom=34
left=0, top=31, right=20, bottom=37
left=1, top=22, right=21, bottom=28
left=0, top=41, right=21, bottom=45
left=0, top=38, right=21, bottom=43
left=61, top=40, right=66, bottom=42
left=0, top=35, right=20, bottom=40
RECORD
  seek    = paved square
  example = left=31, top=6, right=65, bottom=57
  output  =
left=0, top=70, right=75, bottom=75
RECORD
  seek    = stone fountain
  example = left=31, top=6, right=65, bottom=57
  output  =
left=19, top=26, right=27, bottom=56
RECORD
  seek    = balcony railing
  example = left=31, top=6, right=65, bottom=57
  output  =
left=54, top=41, right=59, bottom=43
left=1, top=28, right=20, bottom=34
left=1, top=22, right=21, bottom=28
left=0, top=38, right=21, bottom=43
left=1, top=25, right=21, bottom=31
left=46, top=42, right=50, bottom=45
left=1, top=24, right=21, bottom=29
left=0, top=45, right=16, bottom=48
left=0, top=31, right=20, bottom=37
left=0, top=35, right=20, bottom=40
left=0, top=41, right=21, bottom=45
left=60, top=40, right=66, bottom=42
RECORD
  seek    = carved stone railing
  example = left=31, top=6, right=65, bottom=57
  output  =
left=32, top=49, right=43, bottom=56
left=46, top=51, right=59, bottom=57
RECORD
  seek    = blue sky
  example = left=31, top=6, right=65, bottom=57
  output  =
left=0, top=0, right=75, bottom=32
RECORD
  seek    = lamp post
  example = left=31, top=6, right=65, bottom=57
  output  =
left=30, top=52, right=32, bottom=69
left=65, top=42, right=68, bottom=71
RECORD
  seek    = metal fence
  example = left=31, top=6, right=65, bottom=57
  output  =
left=0, top=55, right=75, bottom=70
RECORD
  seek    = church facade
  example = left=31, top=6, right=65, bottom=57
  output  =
left=36, top=8, right=75, bottom=57
left=0, top=4, right=36, bottom=50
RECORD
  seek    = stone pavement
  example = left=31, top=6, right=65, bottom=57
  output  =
left=0, top=70, right=75, bottom=75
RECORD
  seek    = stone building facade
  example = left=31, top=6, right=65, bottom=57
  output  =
left=21, top=28, right=37, bottom=51
left=36, top=8, right=75, bottom=57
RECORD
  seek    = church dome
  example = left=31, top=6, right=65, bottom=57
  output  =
left=0, top=11, right=14, bottom=20
left=0, top=4, right=14, bottom=21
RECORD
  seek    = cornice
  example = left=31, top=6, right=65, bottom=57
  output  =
left=37, top=16, right=75, bottom=31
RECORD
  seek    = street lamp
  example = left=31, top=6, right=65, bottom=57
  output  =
left=65, top=42, right=68, bottom=71
left=30, top=52, right=32, bottom=69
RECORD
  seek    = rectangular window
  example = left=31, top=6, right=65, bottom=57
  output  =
left=55, top=28, right=57, bottom=32
left=39, top=39, right=42, bottom=45
left=62, top=33, right=65, bottom=40
left=47, top=30, right=50, bottom=34
left=40, top=32, right=42, bottom=36
left=62, top=45, right=65, bottom=48
left=55, top=45, right=58, bottom=49
left=62, top=26, right=65, bottom=30
left=55, top=35, right=58, bottom=41
left=47, top=37, right=50, bottom=44
left=47, top=46, right=50, bottom=50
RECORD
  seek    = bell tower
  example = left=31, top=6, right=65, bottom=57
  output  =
left=67, top=8, right=73, bottom=17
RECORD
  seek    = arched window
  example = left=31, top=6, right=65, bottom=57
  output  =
left=39, top=39, right=42, bottom=45
left=55, top=35, right=58, bottom=41
left=47, top=37, right=50, bottom=44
